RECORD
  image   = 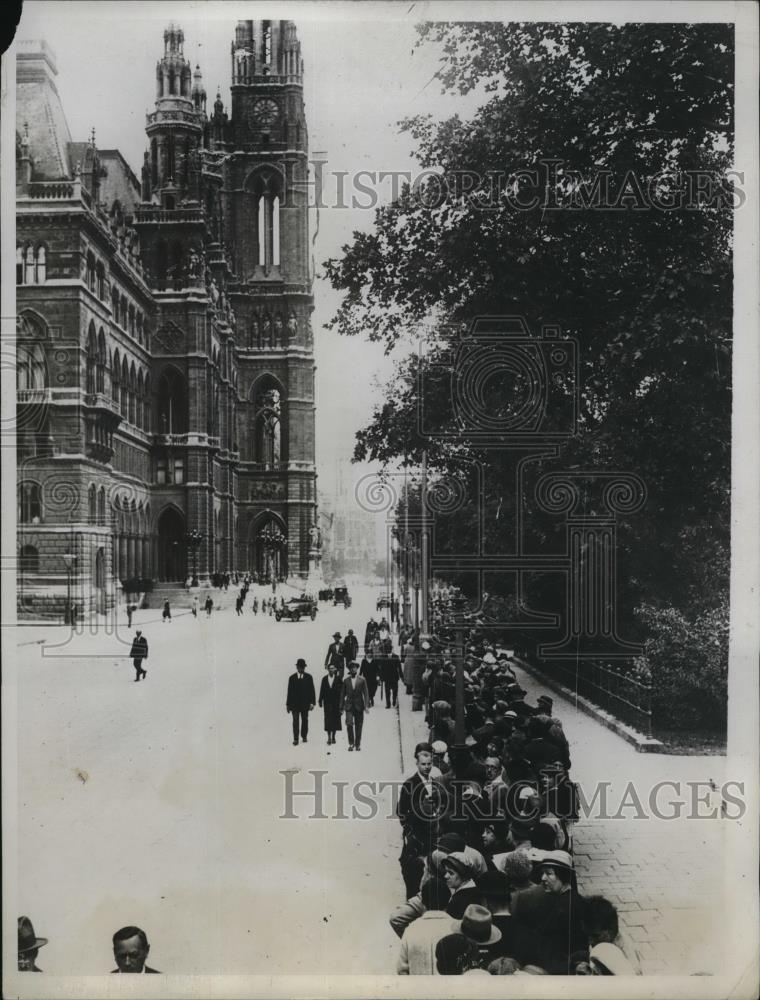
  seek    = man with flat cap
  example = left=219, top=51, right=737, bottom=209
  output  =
left=18, top=916, right=47, bottom=971
left=286, top=658, right=316, bottom=745
left=111, top=925, right=160, bottom=972
left=324, top=632, right=345, bottom=679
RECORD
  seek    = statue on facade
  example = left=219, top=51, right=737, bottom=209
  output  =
left=261, top=313, right=272, bottom=348
left=287, top=313, right=298, bottom=343
left=306, top=318, right=314, bottom=348
left=251, top=315, right=260, bottom=348
left=309, top=523, right=322, bottom=550
left=273, top=313, right=284, bottom=347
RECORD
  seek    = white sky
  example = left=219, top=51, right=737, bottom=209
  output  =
left=16, top=0, right=483, bottom=522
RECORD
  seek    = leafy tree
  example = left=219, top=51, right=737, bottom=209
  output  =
left=325, top=23, right=733, bottom=728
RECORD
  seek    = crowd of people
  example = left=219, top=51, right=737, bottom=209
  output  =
left=388, top=588, right=642, bottom=977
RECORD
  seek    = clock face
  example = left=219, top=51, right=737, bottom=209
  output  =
left=251, top=98, right=279, bottom=127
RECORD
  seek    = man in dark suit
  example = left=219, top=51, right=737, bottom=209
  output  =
left=111, top=926, right=159, bottom=973
left=324, top=632, right=345, bottom=679
left=359, top=649, right=379, bottom=706
left=397, top=742, right=443, bottom=897
left=343, top=628, right=359, bottom=664
left=381, top=651, right=404, bottom=708
left=340, top=660, right=369, bottom=750
left=129, top=630, right=148, bottom=681
left=286, top=658, right=316, bottom=745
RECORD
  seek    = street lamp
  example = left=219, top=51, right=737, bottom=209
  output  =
left=183, top=529, right=203, bottom=587
left=62, top=551, right=77, bottom=625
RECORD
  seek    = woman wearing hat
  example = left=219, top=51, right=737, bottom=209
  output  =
left=534, top=850, right=586, bottom=975
left=18, top=916, right=47, bottom=971
left=318, top=662, right=343, bottom=745
left=441, top=853, right=484, bottom=918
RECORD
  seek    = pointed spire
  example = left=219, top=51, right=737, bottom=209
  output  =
left=89, top=126, right=96, bottom=146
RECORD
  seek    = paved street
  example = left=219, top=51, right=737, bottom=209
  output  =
left=14, top=584, right=404, bottom=975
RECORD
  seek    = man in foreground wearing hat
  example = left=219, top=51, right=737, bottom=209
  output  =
left=111, top=925, right=159, bottom=973
left=340, top=660, right=369, bottom=750
left=129, top=629, right=148, bottom=682
left=450, top=902, right=501, bottom=964
left=324, top=632, right=345, bottom=679
left=286, top=658, right=316, bottom=746
left=18, top=916, right=47, bottom=971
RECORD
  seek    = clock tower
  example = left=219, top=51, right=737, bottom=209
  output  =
left=220, top=20, right=316, bottom=579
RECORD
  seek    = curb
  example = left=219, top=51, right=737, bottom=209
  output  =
left=512, top=658, right=664, bottom=753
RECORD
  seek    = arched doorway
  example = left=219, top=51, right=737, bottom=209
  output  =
left=157, top=506, right=186, bottom=581
left=248, top=515, right=287, bottom=583
left=94, top=547, right=106, bottom=614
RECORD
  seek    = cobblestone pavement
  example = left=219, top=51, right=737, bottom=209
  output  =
left=398, top=662, right=728, bottom=976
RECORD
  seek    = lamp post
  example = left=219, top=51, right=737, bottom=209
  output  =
left=183, top=529, right=203, bottom=587
left=62, top=551, right=77, bottom=625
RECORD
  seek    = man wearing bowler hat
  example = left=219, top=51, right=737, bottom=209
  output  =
left=18, top=916, right=47, bottom=971
left=286, top=658, right=316, bottom=745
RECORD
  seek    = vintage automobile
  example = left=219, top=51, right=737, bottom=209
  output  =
left=333, top=584, right=352, bottom=608
left=376, top=593, right=392, bottom=611
left=275, top=594, right=318, bottom=622
left=318, top=588, right=334, bottom=602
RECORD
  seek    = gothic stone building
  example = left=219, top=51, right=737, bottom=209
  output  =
left=16, top=22, right=317, bottom=619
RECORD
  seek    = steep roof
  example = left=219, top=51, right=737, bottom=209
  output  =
left=16, top=40, right=73, bottom=180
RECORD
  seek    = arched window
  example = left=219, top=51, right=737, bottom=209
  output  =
left=136, top=370, right=144, bottom=429
left=262, top=21, right=272, bottom=64
left=121, top=357, right=129, bottom=416
left=87, top=252, right=96, bottom=292
left=143, top=373, right=151, bottom=430
left=128, top=363, right=136, bottom=425
left=97, top=486, right=106, bottom=525
left=166, top=133, right=175, bottom=179
left=151, top=138, right=158, bottom=188
left=136, top=313, right=143, bottom=345
left=97, top=329, right=106, bottom=393
left=36, top=245, right=47, bottom=284
left=88, top=483, right=97, bottom=523
left=157, top=367, right=187, bottom=433
left=249, top=169, right=283, bottom=273
left=96, top=261, right=105, bottom=299
left=18, top=481, right=42, bottom=523
left=17, top=341, right=47, bottom=390
left=86, top=323, right=97, bottom=394
left=254, top=381, right=281, bottom=469
left=19, top=544, right=39, bottom=574
left=25, top=245, right=35, bottom=285
left=121, top=296, right=128, bottom=329
left=112, top=286, right=120, bottom=325
left=112, top=349, right=121, bottom=406
left=170, top=241, right=184, bottom=289
left=16, top=246, right=24, bottom=285
left=128, top=304, right=135, bottom=336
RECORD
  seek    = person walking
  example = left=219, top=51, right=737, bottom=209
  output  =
left=129, top=630, right=148, bottom=682
left=191, top=596, right=199, bottom=618
left=235, top=595, right=243, bottom=616
left=343, top=629, right=359, bottom=664
left=286, top=658, right=316, bottom=746
left=252, top=596, right=258, bottom=615
left=162, top=600, right=171, bottom=623
left=126, top=603, right=134, bottom=628
left=382, top=650, right=404, bottom=707
left=340, top=661, right=369, bottom=751
left=324, top=632, right=345, bottom=679
left=205, top=595, right=213, bottom=616
left=318, top=662, right=343, bottom=745
left=360, top=649, right=379, bottom=707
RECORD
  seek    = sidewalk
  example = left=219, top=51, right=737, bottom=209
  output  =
left=395, top=661, right=727, bottom=976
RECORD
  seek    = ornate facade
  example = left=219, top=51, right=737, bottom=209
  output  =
left=15, top=22, right=317, bottom=619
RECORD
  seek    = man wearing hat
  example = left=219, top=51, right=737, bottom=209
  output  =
left=324, top=632, right=345, bottom=679
left=380, top=649, right=404, bottom=708
left=449, top=903, right=501, bottom=965
left=18, top=916, right=47, bottom=971
left=343, top=628, right=359, bottom=664
left=129, top=630, right=148, bottom=682
left=340, top=660, right=369, bottom=750
left=286, top=658, right=316, bottom=745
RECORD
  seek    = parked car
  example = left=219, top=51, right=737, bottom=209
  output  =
left=275, top=594, right=318, bottom=622
left=376, top=593, right=392, bottom=611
